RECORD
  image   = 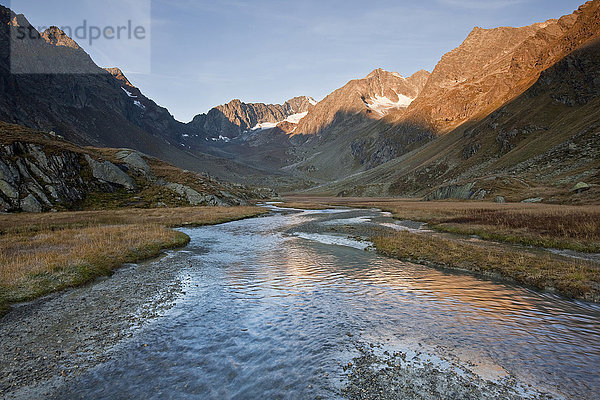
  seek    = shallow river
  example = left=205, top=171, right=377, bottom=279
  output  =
left=50, top=207, right=600, bottom=399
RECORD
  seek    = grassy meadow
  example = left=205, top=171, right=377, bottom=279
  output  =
left=0, top=206, right=267, bottom=315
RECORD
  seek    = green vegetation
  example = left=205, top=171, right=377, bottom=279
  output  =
left=0, top=206, right=268, bottom=315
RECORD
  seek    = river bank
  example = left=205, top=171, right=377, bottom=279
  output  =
left=0, top=206, right=268, bottom=315
left=280, top=197, right=600, bottom=302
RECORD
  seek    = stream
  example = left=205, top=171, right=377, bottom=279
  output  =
left=2, top=207, right=600, bottom=399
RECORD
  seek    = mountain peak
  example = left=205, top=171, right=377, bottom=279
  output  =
left=41, top=26, right=81, bottom=50
left=366, top=68, right=404, bottom=79
left=105, top=67, right=135, bottom=87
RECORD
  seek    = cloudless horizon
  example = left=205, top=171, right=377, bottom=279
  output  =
left=2, top=0, right=586, bottom=122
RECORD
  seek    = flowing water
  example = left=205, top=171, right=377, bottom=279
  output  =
left=51, top=207, right=600, bottom=399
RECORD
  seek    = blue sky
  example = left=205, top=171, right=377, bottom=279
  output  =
left=3, top=0, right=586, bottom=121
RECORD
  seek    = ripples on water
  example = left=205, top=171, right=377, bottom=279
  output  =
left=53, top=209, right=600, bottom=399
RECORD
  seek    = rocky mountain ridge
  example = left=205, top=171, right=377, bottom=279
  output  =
left=291, top=68, right=430, bottom=138
left=186, top=96, right=316, bottom=142
left=0, top=6, right=299, bottom=189
left=308, top=30, right=600, bottom=204
left=399, top=0, right=600, bottom=134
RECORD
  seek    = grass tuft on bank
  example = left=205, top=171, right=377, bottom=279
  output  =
left=373, top=232, right=600, bottom=302
left=0, top=206, right=267, bottom=315
left=286, top=197, right=600, bottom=253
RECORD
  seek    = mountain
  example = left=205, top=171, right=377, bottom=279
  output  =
left=399, top=5, right=598, bottom=134
left=185, top=96, right=316, bottom=142
left=0, top=8, right=178, bottom=149
left=292, top=68, right=430, bottom=137
left=2, top=2, right=599, bottom=201
left=0, top=122, right=274, bottom=213
left=305, top=1, right=600, bottom=204
left=0, top=6, right=298, bottom=189
left=191, top=69, right=433, bottom=184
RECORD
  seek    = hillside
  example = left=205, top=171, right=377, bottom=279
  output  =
left=306, top=34, right=600, bottom=204
left=270, top=1, right=600, bottom=197
left=0, top=6, right=296, bottom=189
left=0, top=122, right=273, bottom=212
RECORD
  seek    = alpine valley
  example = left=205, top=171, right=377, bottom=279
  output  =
left=1, top=1, right=599, bottom=209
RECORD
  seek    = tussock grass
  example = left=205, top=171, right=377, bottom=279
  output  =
left=373, top=232, right=600, bottom=302
left=436, top=208, right=600, bottom=253
left=0, top=206, right=267, bottom=315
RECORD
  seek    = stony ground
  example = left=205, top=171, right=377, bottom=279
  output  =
left=0, top=250, right=189, bottom=399
left=340, top=342, right=557, bottom=400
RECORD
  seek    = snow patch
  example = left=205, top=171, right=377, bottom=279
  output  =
left=250, top=121, right=278, bottom=132
left=366, top=91, right=414, bottom=116
left=211, top=135, right=230, bottom=142
left=247, top=110, right=309, bottom=133
left=308, top=97, right=318, bottom=106
left=121, top=87, right=137, bottom=98
left=284, top=111, right=308, bottom=124
left=133, top=100, right=146, bottom=110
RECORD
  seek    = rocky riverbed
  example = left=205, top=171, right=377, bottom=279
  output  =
left=0, top=251, right=188, bottom=399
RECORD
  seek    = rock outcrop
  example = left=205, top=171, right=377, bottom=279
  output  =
left=0, top=123, right=274, bottom=213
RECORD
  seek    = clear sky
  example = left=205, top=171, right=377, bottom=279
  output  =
left=2, top=0, right=587, bottom=121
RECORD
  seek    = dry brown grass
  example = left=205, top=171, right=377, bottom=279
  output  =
left=283, top=196, right=600, bottom=300
left=0, top=206, right=268, bottom=314
left=276, top=201, right=330, bottom=210
left=374, top=232, right=600, bottom=302
left=285, top=196, right=600, bottom=252
left=0, top=206, right=267, bottom=234
left=0, top=224, right=188, bottom=303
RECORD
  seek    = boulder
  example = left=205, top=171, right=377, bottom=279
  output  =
left=85, top=155, right=136, bottom=190
left=521, top=197, right=544, bottom=203
left=474, top=189, right=487, bottom=200
left=115, top=150, right=152, bottom=176
left=21, top=194, right=43, bottom=212
left=165, top=182, right=205, bottom=206
left=165, top=182, right=229, bottom=206
left=494, top=196, right=506, bottom=203
left=425, top=182, right=476, bottom=201
left=572, top=182, right=591, bottom=193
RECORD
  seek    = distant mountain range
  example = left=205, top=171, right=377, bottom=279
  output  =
left=0, top=1, right=599, bottom=204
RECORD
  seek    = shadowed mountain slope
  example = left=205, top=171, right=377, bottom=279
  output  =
left=307, top=33, right=600, bottom=204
